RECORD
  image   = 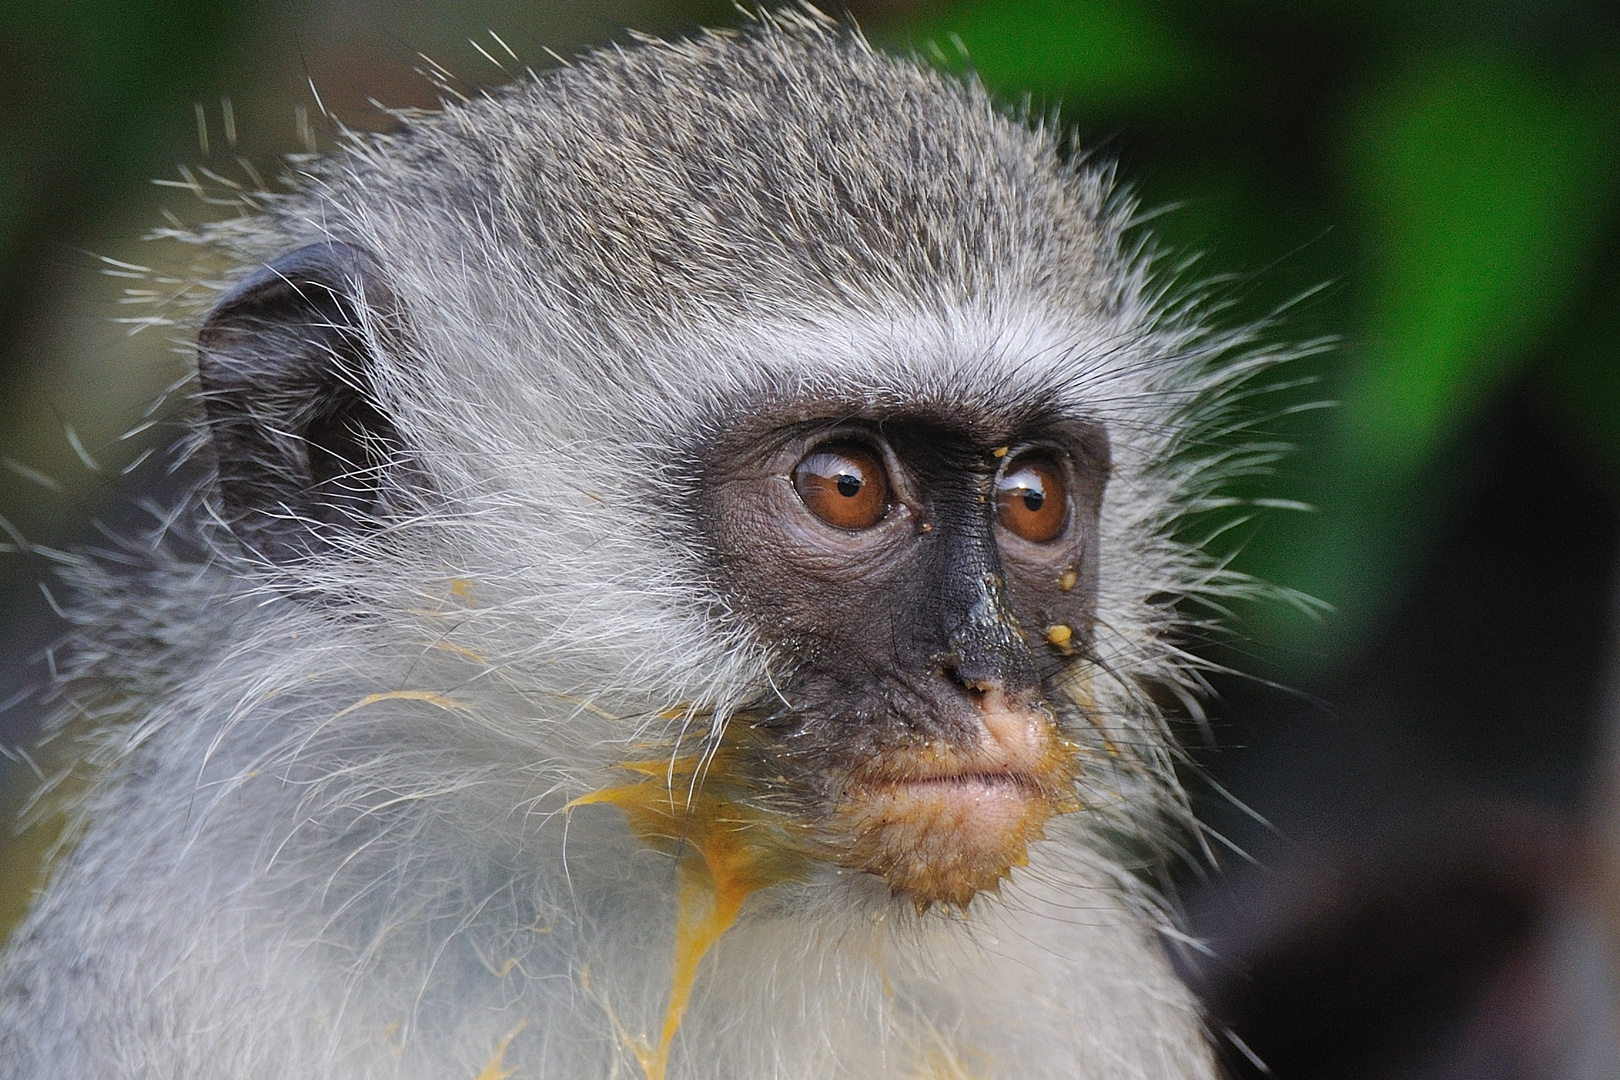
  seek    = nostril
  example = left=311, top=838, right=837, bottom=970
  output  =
left=941, top=659, right=997, bottom=699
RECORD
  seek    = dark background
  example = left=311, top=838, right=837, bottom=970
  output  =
left=3, top=1, right=1618, bottom=1076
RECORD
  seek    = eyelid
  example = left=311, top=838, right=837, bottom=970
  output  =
left=994, top=441, right=1065, bottom=472
left=802, top=430, right=906, bottom=483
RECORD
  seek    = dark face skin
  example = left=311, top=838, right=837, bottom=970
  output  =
left=700, top=406, right=1110, bottom=908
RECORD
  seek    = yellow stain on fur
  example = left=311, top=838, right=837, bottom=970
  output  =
left=430, top=641, right=488, bottom=665
left=568, top=740, right=807, bottom=1080
left=910, top=1046, right=981, bottom=1080
left=471, top=1020, right=526, bottom=1080
left=906, top=1023, right=984, bottom=1080
left=1060, top=664, right=1118, bottom=758
left=331, top=689, right=473, bottom=721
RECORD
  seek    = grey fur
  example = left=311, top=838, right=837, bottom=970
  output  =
left=0, top=8, right=1293, bottom=1078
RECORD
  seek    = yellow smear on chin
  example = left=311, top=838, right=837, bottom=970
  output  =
left=568, top=748, right=805, bottom=1080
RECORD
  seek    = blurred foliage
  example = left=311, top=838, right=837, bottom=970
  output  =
left=907, top=0, right=1211, bottom=106
left=0, top=0, right=267, bottom=938
left=0, top=0, right=256, bottom=372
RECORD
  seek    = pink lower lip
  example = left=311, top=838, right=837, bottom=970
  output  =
left=848, top=776, right=1046, bottom=854
left=869, top=774, right=1038, bottom=811
left=889, top=775, right=1025, bottom=793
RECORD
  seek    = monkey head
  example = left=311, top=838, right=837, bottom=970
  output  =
left=188, top=3, right=1256, bottom=940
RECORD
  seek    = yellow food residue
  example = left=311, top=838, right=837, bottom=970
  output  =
left=331, top=689, right=473, bottom=722
left=472, top=1020, right=526, bottom=1080
left=1066, top=665, right=1119, bottom=758
left=568, top=739, right=808, bottom=1080
left=910, top=1045, right=982, bottom=1080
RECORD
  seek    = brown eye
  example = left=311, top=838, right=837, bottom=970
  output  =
left=995, top=453, right=1068, bottom=543
left=792, top=443, right=891, bottom=530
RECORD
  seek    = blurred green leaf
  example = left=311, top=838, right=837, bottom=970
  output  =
left=1338, top=54, right=1620, bottom=476
left=1541, top=264, right=1620, bottom=478
left=899, top=0, right=1212, bottom=110
left=1210, top=54, right=1619, bottom=667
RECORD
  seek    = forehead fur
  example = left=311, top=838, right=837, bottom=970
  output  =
left=280, top=13, right=1120, bottom=354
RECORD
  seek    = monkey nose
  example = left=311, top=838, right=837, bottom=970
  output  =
left=961, top=683, right=1059, bottom=774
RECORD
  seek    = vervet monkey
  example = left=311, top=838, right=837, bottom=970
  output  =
left=0, top=8, right=1291, bottom=1078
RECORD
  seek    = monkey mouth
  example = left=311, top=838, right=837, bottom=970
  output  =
left=837, top=765, right=1074, bottom=909
left=830, top=697, right=1080, bottom=910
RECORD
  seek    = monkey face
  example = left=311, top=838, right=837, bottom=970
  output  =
left=700, top=410, right=1109, bottom=909
left=191, top=237, right=1132, bottom=916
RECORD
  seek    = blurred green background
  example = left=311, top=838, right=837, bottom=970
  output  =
left=2, top=0, right=1618, bottom=1076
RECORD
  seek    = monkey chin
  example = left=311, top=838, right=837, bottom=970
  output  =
left=836, top=777, right=1065, bottom=910
left=833, top=704, right=1082, bottom=911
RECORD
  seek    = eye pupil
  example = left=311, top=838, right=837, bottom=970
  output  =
left=836, top=474, right=862, bottom=498
left=1021, top=490, right=1044, bottom=512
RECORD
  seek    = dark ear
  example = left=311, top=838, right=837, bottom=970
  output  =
left=198, top=242, right=406, bottom=565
